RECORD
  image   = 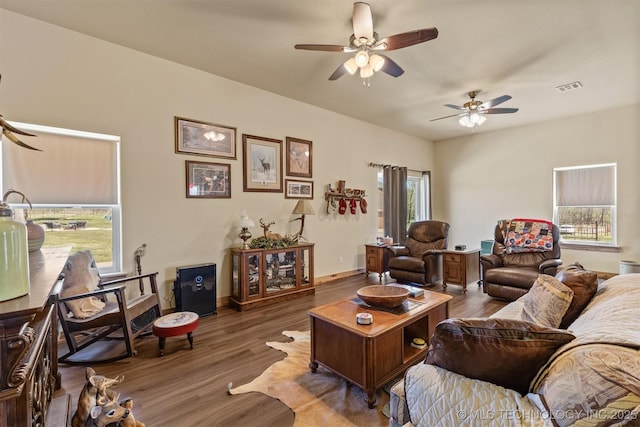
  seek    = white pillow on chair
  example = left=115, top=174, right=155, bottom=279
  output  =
left=60, top=250, right=106, bottom=319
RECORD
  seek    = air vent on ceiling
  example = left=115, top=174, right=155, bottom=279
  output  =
left=555, top=81, right=583, bottom=93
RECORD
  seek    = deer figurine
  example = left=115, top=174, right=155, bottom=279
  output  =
left=259, top=218, right=282, bottom=240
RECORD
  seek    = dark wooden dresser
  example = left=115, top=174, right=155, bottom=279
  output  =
left=0, top=247, right=69, bottom=427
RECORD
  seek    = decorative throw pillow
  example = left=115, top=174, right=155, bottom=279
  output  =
left=522, top=274, right=574, bottom=328
left=425, top=318, right=576, bottom=395
left=533, top=345, right=640, bottom=427
left=555, top=262, right=598, bottom=328
left=60, top=250, right=106, bottom=319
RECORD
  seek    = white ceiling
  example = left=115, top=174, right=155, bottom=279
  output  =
left=2, top=0, right=639, bottom=141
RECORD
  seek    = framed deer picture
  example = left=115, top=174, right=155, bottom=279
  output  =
left=285, top=137, right=312, bottom=178
left=242, top=134, right=283, bottom=192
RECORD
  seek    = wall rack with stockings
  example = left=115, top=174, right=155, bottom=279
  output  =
left=324, top=180, right=367, bottom=215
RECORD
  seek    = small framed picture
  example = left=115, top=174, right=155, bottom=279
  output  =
left=185, top=160, right=231, bottom=198
left=175, top=116, right=237, bottom=159
left=285, top=179, right=314, bottom=199
left=242, top=134, right=283, bottom=192
left=286, top=137, right=312, bottom=178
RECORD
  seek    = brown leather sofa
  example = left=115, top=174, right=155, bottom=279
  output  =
left=387, top=220, right=450, bottom=286
left=480, top=223, right=562, bottom=301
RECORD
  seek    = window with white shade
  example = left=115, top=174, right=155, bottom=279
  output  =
left=553, top=163, right=616, bottom=246
left=1, top=122, right=121, bottom=272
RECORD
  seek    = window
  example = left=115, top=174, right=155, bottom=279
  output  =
left=553, top=163, right=616, bottom=246
left=1, top=122, right=122, bottom=273
left=377, top=169, right=431, bottom=238
left=407, top=171, right=431, bottom=226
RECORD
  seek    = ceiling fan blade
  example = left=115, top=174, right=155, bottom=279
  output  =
left=479, top=95, right=511, bottom=109
left=377, top=27, right=438, bottom=51
left=329, top=61, right=350, bottom=81
left=294, top=44, right=347, bottom=52
left=377, top=54, right=404, bottom=77
left=352, top=2, right=373, bottom=40
left=444, top=103, right=466, bottom=110
left=482, top=107, right=519, bottom=114
left=430, top=113, right=465, bottom=122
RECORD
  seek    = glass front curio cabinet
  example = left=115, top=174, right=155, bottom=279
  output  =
left=231, top=243, right=314, bottom=311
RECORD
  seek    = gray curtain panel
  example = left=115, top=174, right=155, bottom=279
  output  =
left=383, top=166, right=407, bottom=244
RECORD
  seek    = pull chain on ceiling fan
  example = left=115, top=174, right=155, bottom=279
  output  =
left=294, top=2, right=438, bottom=86
left=431, top=90, right=519, bottom=128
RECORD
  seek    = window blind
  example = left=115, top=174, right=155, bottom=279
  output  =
left=555, top=164, right=615, bottom=207
left=2, top=126, right=119, bottom=205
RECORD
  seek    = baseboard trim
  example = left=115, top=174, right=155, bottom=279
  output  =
left=315, top=269, right=364, bottom=286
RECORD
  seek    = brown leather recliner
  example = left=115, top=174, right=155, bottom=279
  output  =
left=387, top=220, right=450, bottom=286
left=480, top=223, right=562, bottom=301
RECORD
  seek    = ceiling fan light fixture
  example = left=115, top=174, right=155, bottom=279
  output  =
left=459, top=115, right=473, bottom=128
left=355, top=50, right=369, bottom=67
left=369, top=54, right=385, bottom=72
left=360, top=64, right=374, bottom=78
left=459, top=113, right=487, bottom=128
left=344, top=57, right=358, bottom=75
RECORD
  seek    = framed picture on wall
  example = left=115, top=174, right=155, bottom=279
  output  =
left=185, top=160, right=231, bottom=198
left=285, top=137, right=312, bottom=178
left=285, top=179, right=314, bottom=199
left=175, top=116, right=237, bottom=159
left=242, top=134, right=283, bottom=192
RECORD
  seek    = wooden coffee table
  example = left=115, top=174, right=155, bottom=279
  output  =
left=308, top=289, right=452, bottom=408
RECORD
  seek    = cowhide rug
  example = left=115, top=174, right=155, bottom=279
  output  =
left=229, top=330, right=390, bottom=426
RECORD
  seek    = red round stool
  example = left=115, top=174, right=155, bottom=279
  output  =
left=152, top=311, right=199, bottom=356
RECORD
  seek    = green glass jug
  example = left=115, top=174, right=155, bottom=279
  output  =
left=0, top=200, right=30, bottom=301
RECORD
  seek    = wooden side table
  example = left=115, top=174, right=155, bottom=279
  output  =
left=365, top=244, right=390, bottom=281
left=442, top=249, right=480, bottom=293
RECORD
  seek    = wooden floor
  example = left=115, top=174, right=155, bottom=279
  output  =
left=55, top=273, right=507, bottom=427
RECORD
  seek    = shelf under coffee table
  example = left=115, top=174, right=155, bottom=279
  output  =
left=308, top=289, right=452, bottom=408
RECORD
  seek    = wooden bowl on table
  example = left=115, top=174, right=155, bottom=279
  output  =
left=356, top=285, right=409, bottom=308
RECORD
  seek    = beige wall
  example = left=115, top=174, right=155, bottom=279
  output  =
left=3, top=9, right=637, bottom=309
left=432, top=105, right=640, bottom=273
left=0, top=10, right=434, bottom=307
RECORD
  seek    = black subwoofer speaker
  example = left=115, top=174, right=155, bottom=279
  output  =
left=174, top=263, right=217, bottom=316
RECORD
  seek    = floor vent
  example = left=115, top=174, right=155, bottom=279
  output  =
left=555, top=81, right=583, bottom=93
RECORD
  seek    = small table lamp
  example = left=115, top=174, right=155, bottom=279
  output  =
left=234, top=213, right=255, bottom=249
left=291, top=200, right=315, bottom=240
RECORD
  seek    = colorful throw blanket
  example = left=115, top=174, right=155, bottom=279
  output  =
left=499, top=218, right=553, bottom=254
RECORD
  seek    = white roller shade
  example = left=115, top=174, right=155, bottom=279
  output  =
left=2, top=125, right=118, bottom=205
left=555, top=164, right=615, bottom=207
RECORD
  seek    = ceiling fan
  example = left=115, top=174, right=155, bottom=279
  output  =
left=431, top=91, right=519, bottom=128
left=294, top=2, right=438, bottom=84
